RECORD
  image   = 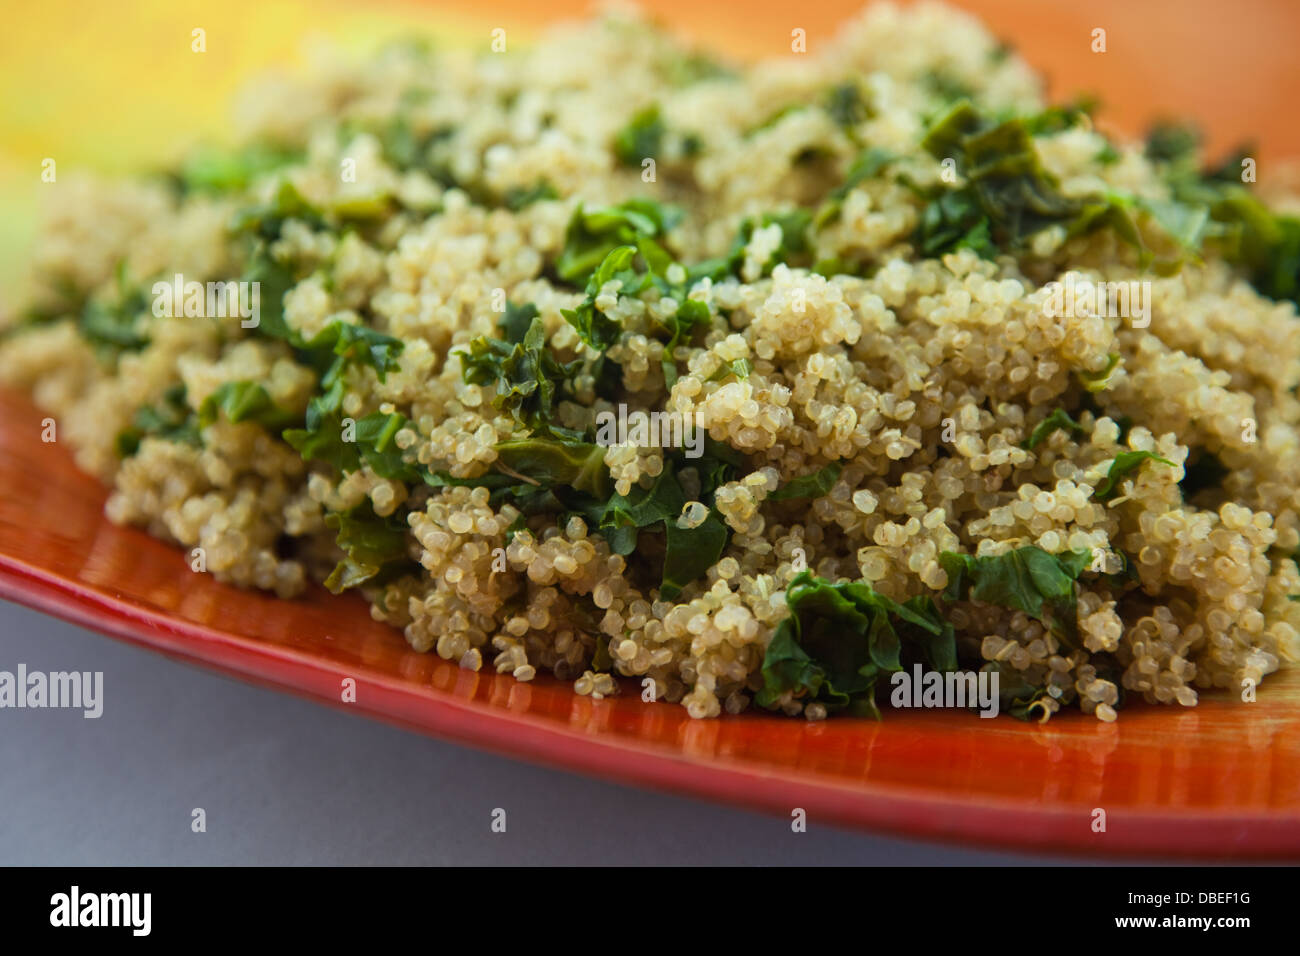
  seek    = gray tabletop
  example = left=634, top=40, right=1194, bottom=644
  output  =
left=0, top=597, right=1100, bottom=865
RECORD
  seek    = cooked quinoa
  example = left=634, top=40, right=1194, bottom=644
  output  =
left=5, top=2, right=1300, bottom=722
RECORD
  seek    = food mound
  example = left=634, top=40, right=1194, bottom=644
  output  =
left=4, top=2, right=1298, bottom=722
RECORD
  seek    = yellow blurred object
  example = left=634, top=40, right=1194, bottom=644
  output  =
left=0, top=0, right=486, bottom=294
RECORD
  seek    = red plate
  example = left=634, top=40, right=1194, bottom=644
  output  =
left=2, top=386, right=1298, bottom=858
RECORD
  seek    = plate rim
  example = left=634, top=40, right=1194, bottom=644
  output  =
left=3, top=548, right=1299, bottom=861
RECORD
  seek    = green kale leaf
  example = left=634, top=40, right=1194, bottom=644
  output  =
left=813, top=147, right=896, bottom=230
left=756, top=572, right=953, bottom=718
left=197, top=381, right=297, bottom=431
left=323, top=503, right=419, bottom=594
left=940, top=546, right=1092, bottom=650
left=555, top=198, right=682, bottom=285
left=657, top=297, right=712, bottom=387
left=79, top=262, right=150, bottom=355
left=230, top=180, right=325, bottom=240
left=915, top=100, right=1111, bottom=259
left=1144, top=121, right=1201, bottom=164
left=660, top=509, right=728, bottom=601
left=1021, top=408, right=1086, bottom=450
left=1077, top=353, right=1121, bottom=393
left=461, top=311, right=580, bottom=435
left=492, top=437, right=612, bottom=500
left=824, top=81, right=870, bottom=129
left=768, top=462, right=843, bottom=501
left=560, top=244, right=647, bottom=351
left=1091, top=450, right=1176, bottom=501
left=177, top=141, right=304, bottom=195
left=503, top=181, right=559, bottom=211
left=297, top=320, right=406, bottom=384
left=115, top=384, right=200, bottom=457
left=614, top=105, right=665, bottom=165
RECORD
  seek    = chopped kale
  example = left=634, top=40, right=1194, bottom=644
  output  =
left=614, top=105, right=665, bottom=165
left=280, top=319, right=409, bottom=478
left=500, top=300, right=541, bottom=344
left=285, top=406, right=421, bottom=483
left=373, top=113, right=453, bottom=171
left=663, top=50, right=737, bottom=87
left=230, top=180, right=325, bottom=240
left=1021, top=408, right=1086, bottom=450
left=115, top=384, right=200, bottom=457
left=1095, top=142, right=1122, bottom=165
left=769, top=462, right=843, bottom=502
left=917, top=101, right=1102, bottom=258
left=461, top=312, right=581, bottom=435
left=598, top=462, right=688, bottom=555
left=197, top=381, right=297, bottom=431
left=981, top=661, right=1055, bottom=721
left=560, top=245, right=645, bottom=351
left=323, top=503, right=419, bottom=593
left=503, top=181, right=560, bottom=210
left=824, top=82, right=870, bottom=129
left=79, top=262, right=150, bottom=355
left=923, top=70, right=976, bottom=106
left=1077, top=353, right=1121, bottom=393
left=940, top=546, right=1092, bottom=650
left=1144, top=121, right=1201, bottom=164
left=813, top=147, right=896, bottom=230
left=282, top=399, right=352, bottom=472
left=705, top=208, right=814, bottom=278
left=1092, top=450, right=1176, bottom=501
left=299, top=321, right=405, bottom=383
left=915, top=187, right=999, bottom=258
left=492, top=437, right=612, bottom=500
left=354, top=411, right=423, bottom=482
left=494, top=444, right=740, bottom=598
left=660, top=510, right=728, bottom=600
left=1021, top=97, right=1098, bottom=137
left=757, top=572, right=953, bottom=718
left=657, top=297, right=712, bottom=387
left=1142, top=124, right=1300, bottom=306
left=555, top=199, right=682, bottom=286
left=745, top=104, right=807, bottom=137
left=238, top=245, right=298, bottom=342
left=176, top=141, right=305, bottom=194
left=704, top=357, right=752, bottom=382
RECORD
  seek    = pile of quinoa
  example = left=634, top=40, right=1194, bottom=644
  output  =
left=4, top=1, right=1299, bottom=722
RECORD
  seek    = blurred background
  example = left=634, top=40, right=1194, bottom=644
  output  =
left=3, top=0, right=1299, bottom=292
